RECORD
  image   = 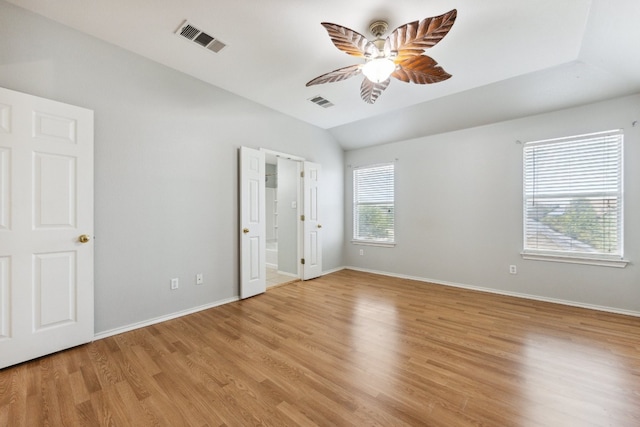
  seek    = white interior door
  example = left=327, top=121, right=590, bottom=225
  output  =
left=0, top=86, right=94, bottom=369
left=239, top=147, right=266, bottom=298
left=302, top=161, right=322, bottom=280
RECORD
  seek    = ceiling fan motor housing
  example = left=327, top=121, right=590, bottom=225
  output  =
left=369, top=20, right=388, bottom=38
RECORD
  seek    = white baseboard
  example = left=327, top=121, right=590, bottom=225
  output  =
left=321, top=266, right=346, bottom=276
left=344, top=266, right=640, bottom=318
left=93, top=296, right=240, bottom=341
left=93, top=265, right=638, bottom=342
left=277, top=270, right=298, bottom=278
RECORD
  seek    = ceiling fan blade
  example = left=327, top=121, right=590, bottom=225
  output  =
left=321, top=23, right=377, bottom=58
left=306, top=64, right=363, bottom=86
left=360, top=78, right=390, bottom=104
left=392, top=55, right=452, bottom=84
left=385, top=9, right=457, bottom=61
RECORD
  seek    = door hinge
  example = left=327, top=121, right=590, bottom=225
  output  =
left=300, top=215, right=305, bottom=221
left=301, top=258, right=305, bottom=265
left=300, top=171, right=305, bottom=178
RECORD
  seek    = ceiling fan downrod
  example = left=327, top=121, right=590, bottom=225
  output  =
left=369, top=20, right=388, bottom=52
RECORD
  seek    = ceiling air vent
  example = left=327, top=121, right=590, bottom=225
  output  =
left=308, top=95, right=334, bottom=108
left=175, top=20, right=227, bottom=53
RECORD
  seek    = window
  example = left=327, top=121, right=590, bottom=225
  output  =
left=353, top=163, right=395, bottom=245
left=522, top=130, right=626, bottom=266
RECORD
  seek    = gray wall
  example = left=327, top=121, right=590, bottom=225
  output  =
left=345, top=94, right=640, bottom=314
left=0, top=1, right=344, bottom=333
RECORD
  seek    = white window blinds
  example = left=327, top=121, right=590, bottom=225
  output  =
left=523, top=130, right=623, bottom=260
left=353, top=163, right=395, bottom=243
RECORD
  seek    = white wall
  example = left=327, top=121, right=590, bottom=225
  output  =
left=345, top=94, right=640, bottom=314
left=0, top=1, right=344, bottom=334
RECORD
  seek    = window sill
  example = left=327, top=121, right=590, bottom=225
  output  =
left=352, top=240, right=396, bottom=248
left=520, top=252, right=629, bottom=268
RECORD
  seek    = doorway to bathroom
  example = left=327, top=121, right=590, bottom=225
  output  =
left=265, top=154, right=300, bottom=287
left=239, top=147, right=322, bottom=299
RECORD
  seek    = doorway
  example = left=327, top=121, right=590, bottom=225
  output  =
left=265, top=155, right=300, bottom=287
left=239, top=147, right=322, bottom=299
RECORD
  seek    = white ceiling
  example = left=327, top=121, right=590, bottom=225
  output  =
left=9, top=0, right=640, bottom=149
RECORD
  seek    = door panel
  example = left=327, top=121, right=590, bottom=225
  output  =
left=249, top=236, right=261, bottom=280
left=33, top=153, right=77, bottom=228
left=0, top=103, right=10, bottom=133
left=33, top=251, right=76, bottom=329
left=32, top=111, right=78, bottom=144
left=0, top=257, right=8, bottom=340
left=0, top=148, right=9, bottom=230
left=0, top=86, right=93, bottom=369
left=239, top=147, right=266, bottom=298
left=308, top=231, right=318, bottom=266
left=303, top=161, right=322, bottom=280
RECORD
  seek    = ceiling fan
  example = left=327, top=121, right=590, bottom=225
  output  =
left=306, top=9, right=457, bottom=104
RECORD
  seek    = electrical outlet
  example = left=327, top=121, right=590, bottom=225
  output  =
left=170, top=278, right=179, bottom=290
left=359, top=249, right=364, bottom=256
left=196, top=273, right=203, bottom=285
left=509, top=265, right=517, bottom=275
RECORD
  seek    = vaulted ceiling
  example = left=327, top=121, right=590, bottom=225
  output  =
left=9, top=0, right=640, bottom=149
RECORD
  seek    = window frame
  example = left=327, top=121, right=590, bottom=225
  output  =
left=521, top=129, right=627, bottom=268
left=352, top=162, right=396, bottom=247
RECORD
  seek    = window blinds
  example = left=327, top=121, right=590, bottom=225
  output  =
left=523, top=130, right=623, bottom=258
left=353, top=163, right=395, bottom=243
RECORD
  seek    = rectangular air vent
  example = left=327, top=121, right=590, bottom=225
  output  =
left=308, top=95, right=334, bottom=108
left=175, top=20, right=227, bottom=53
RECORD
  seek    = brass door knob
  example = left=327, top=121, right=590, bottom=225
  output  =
left=317, top=224, right=323, bottom=229
left=78, top=234, right=91, bottom=243
left=242, top=228, right=250, bottom=234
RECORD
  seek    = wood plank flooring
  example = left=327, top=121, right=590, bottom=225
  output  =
left=1, top=269, right=640, bottom=426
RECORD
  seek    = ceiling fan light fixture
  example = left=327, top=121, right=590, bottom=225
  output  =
left=362, top=58, right=395, bottom=83
left=307, top=9, right=457, bottom=103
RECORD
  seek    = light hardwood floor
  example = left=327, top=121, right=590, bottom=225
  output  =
left=1, top=269, right=639, bottom=426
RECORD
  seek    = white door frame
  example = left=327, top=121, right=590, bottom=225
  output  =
left=262, top=149, right=305, bottom=280
left=239, top=148, right=321, bottom=297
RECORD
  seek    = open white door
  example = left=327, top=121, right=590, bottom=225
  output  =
left=302, top=161, right=322, bottom=280
left=239, top=147, right=266, bottom=298
left=0, top=87, right=94, bottom=369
